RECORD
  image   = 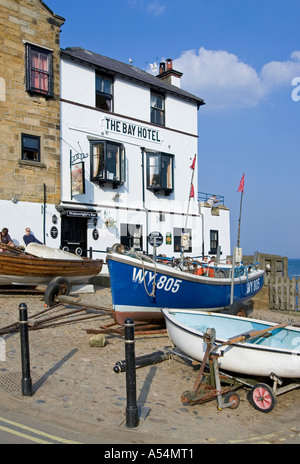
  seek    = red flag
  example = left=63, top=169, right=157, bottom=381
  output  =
left=190, top=155, right=196, bottom=170
left=238, top=173, right=245, bottom=194
left=190, top=184, right=194, bottom=198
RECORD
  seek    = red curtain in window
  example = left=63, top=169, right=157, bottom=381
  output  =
left=30, top=51, right=48, bottom=92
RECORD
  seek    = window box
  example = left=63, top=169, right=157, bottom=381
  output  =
left=90, top=140, right=125, bottom=188
left=146, top=152, right=174, bottom=195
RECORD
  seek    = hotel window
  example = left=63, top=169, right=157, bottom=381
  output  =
left=173, top=228, right=192, bottom=253
left=25, top=44, right=53, bottom=97
left=150, top=91, right=165, bottom=125
left=96, top=73, right=113, bottom=111
left=120, top=224, right=143, bottom=251
left=90, top=140, right=125, bottom=188
left=146, top=152, right=174, bottom=195
left=21, top=134, right=40, bottom=162
left=209, top=230, right=219, bottom=254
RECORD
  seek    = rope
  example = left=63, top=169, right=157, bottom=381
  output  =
left=121, top=248, right=157, bottom=298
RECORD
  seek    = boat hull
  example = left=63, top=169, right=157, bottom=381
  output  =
left=162, top=309, right=300, bottom=378
left=0, top=250, right=103, bottom=286
left=106, top=253, right=265, bottom=325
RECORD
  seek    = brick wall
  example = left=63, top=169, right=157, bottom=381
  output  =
left=0, top=0, right=64, bottom=204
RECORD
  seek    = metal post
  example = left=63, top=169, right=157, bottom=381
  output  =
left=153, top=237, right=157, bottom=262
left=19, top=303, right=32, bottom=396
left=124, top=318, right=139, bottom=428
left=230, top=247, right=237, bottom=305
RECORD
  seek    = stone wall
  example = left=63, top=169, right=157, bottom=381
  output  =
left=0, top=0, right=64, bottom=205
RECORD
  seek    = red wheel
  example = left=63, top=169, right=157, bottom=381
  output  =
left=223, top=392, right=240, bottom=409
left=250, top=383, right=277, bottom=413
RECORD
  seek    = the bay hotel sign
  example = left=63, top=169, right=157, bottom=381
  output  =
left=102, top=117, right=163, bottom=143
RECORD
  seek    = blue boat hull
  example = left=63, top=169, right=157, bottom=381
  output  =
left=106, top=253, right=265, bottom=324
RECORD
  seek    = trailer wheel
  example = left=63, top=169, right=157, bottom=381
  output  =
left=235, top=308, right=247, bottom=317
left=44, top=282, right=62, bottom=307
left=223, top=392, right=240, bottom=409
left=48, top=277, right=70, bottom=296
left=250, top=383, right=277, bottom=413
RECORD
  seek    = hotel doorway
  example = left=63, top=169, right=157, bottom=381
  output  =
left=61, top=216, right=87, bottom=256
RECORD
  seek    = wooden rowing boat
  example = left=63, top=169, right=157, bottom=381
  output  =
left=0, top=243, right=103, bottom=286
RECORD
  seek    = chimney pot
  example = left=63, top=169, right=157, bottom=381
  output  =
left=159, top=62, right=165, bottom=74
left=166, top=58, right=173, bottom=70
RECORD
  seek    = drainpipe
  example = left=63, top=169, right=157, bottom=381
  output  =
left=199, top=203, right=205, bottom=258
left=140, top=147, right=149, bottom=254
left=43, top=183, right=46, bottom=244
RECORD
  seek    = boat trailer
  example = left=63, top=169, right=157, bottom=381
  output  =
left=180, top=328, right=300, bottom=413
left=0, top=279, right=167, bottom=336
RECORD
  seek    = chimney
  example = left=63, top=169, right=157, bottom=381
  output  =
left=159, top=62, right=165, bottom=74
left=157, top=58, right=183, bottom=88
left=166, top=58, right=173, bottom=70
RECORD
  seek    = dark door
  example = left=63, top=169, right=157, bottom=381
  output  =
left=61, top=216, right=87, bottom=256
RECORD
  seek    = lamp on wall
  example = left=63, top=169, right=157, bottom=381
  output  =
left=112, top=193, right=120, bottom=202
left=52, top=214, right=58, bottom=224
left=93, top=216, right=98, bottom=227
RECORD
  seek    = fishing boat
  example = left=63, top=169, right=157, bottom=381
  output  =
left=162, top=308, right=300, bottom=378
left=0, top=243, right=103, bottom=286
left=106, top=246, right=265, bottom=325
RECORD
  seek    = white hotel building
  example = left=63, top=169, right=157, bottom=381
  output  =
left=57, top=48, right=230, bottom=261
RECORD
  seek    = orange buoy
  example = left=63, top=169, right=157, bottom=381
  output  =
left=208, top=267, right=215, bottom=277
left=195, top=266, right=205, bottom=276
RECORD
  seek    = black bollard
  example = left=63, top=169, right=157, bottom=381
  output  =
left=19, top=303, right=32, bottom=396
left=124, top=318, right=139, bottom=428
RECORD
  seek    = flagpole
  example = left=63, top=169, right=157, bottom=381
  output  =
left=185, top=164, right=195, bottom=230
left=237, top=173, right=245, bottom=247
left=181, top=154, right=196, bottom=257
left=237, top=191, right=243, bottom=247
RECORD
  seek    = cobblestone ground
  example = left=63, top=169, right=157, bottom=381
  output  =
left=0, top=287, right=299, bottom=444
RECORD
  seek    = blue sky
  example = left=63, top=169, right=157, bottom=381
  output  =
left=46, top=0, right=300, bottom=258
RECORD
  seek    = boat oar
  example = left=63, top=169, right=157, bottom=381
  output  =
left=218, top=322, right=288, bottom=347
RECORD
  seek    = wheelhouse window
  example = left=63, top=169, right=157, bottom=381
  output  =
left=21, top=134, right=40, bottom=162
left=96, top=73, right=113, bottom=111
left=90, top=140, right=125, bottom=188
left=209, top=230, right=219, bottom=254
left=150, top=91, right=165, bottom=126
left=173, top=228, right=192, bottom=253
left=146, top=152, right=174, bottom=195
left=25, top=44, right=53, bottom=97
left=120, top=224, right=143, bottom=251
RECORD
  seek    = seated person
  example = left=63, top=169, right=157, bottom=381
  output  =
left=0, top=227, right=15, bottom=247
left=23, top=227, right=43, bottom=246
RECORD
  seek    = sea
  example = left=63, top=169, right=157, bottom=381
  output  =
left=288, top=259, right=300, bottom=279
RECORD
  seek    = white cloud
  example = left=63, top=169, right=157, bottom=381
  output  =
left=128, top=0, right=165, bottom=16
left=147, top=2, right=165, bottom=16
left=170, top=47, right=300, bottom=111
